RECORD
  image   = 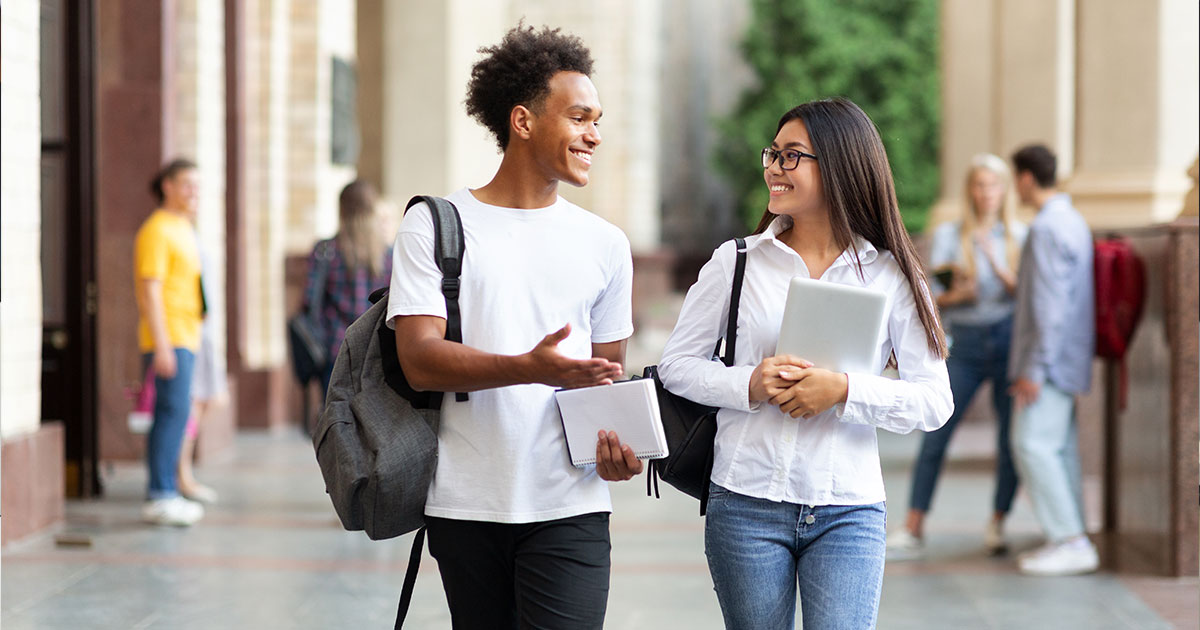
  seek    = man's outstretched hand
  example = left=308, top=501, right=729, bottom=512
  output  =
left=595, top=430, right=644, bottom=481
left=524, top=324, right=624, bottom=389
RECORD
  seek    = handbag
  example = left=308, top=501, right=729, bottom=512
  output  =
left=126, top=365, right=157, bottom=434
left=645, top=237, right=747, bottom=515
left=288, top=241, right=335, bottom=385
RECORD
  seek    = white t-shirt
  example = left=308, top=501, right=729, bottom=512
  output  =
left=386, top=188, right=634, bottom=523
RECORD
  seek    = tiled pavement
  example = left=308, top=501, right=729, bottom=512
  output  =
left=2, top=423, right=1196, bottom=629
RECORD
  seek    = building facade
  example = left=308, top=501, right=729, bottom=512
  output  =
left=2, top=1, right=1197, bottom=562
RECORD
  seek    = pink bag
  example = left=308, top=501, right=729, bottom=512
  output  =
left=127, top=366, right=156, bottom=434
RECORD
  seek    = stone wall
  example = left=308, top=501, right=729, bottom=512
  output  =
left=1101, top=220, right=1199, bottom=576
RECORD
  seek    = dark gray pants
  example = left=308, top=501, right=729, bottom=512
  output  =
left=426, top=512, right=611, bottom=630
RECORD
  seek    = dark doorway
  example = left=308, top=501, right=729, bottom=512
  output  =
left=40, top=0, right=100, bottom=498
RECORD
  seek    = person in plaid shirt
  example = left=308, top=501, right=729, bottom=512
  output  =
left=301, top=179, right=394, bottom=396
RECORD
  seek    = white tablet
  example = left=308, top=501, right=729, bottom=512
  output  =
left=775, top=277, right=888, bottom=374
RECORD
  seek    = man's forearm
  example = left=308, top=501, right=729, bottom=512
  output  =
left=397, top=335, right=533, bottom=393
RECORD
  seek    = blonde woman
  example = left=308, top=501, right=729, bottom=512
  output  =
left=887, top=153, right=1027, bottom=559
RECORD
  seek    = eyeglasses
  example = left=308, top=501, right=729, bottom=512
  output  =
left=761, top=147, right=818, bottom=170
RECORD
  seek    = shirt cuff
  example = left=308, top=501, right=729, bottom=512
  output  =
left=727, top=365, right=759, bottom=412
left=841, top=373, right=896, bottom=425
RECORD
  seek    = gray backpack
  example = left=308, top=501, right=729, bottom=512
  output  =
left=312, top=195, right=464, bottom=628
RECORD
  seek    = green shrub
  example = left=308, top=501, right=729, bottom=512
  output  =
left=715, top=0, right=940, bottom=233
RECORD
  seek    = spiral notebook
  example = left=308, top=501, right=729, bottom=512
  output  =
left=554, top=378, right=669, bottom=468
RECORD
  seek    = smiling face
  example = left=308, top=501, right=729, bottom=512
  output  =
left=526, top=71, right=602, bottom=187
left=764, top=119, right=825, bottom=220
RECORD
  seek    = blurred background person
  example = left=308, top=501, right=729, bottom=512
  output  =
left=887, top=153, right=1026, bottom=559
left=134, top=158, right=206, bottom=527
left=301, top=179, right=394, bottom=398
left=177, top=240, right=226, bottom=505
left=1008, top=144, right=1098, bottom=576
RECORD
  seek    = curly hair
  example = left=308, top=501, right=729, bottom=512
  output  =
left=465, top=24, right=595, bottom=151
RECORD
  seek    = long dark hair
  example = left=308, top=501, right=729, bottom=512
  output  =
left=753, top=98, right=947, bottom=358
left=149, top=158, right=197, bottom=205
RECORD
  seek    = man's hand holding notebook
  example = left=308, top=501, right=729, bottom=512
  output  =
left=555, top=379, right=668, bottom=471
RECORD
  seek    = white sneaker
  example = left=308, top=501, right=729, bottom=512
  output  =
left=984, top=520, right=1007, bottom=555
left=885, top=529, right=924, bottom=560
left=1017, top=537, right=1098, bottom=576
left=142, top=497, right=204, bottom=526
left=181, top=484, right=219, bottom=504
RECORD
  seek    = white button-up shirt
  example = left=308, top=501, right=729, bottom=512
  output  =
left=658, top=217, right=953, bottom=506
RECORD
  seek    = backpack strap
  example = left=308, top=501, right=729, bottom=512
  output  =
left=700, top=237, right=748, bottom=516
left=405, top=196, right=469, bottom=403
left=722, top=238, right=749, bottom=367
left=394, top=526, right=426, bottom=629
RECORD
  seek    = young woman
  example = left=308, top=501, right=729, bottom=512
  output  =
left=177, top=239, right=225, bottom=505
left=301, top=179, right=393, bottom=398
left=658, top=98, right=952, bottom=629
left=887, top=153, right=1027, bottom=559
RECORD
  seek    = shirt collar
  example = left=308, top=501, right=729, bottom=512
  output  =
left=751, top=214, right=881, bottom=268
left=1041, top=193, right=1072, bottom=212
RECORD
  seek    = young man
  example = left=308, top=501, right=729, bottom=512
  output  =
left=135, top=159, right=206, bottom=526
left=386, top=25, right=643, bottom=628
left=1007, top=144, right=1098, bottom=576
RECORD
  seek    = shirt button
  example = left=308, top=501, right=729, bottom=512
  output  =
left=805, top=514, right=815, bottom=525
left=782, top=433, right=793, bottom=444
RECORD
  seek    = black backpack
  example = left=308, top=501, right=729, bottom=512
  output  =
left=288, top=240, right=334, bottom=432
left=312, top=195, right=465, bottom=629
left=643, top=238, right=747, bottom=515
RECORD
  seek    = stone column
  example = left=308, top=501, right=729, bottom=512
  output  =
left=931, top=0, right=1075, bottom=229
left=0, top=0, right=44, bottom=442
left=170, top=0, right=234, bottom=454
left=930, top=0, right=999, bottom=229
left=1068, top=0, right=1200, bottom=228
left=354, top=0, right=385, bottom=193
left=94, top=0, right=175, bottom=460
left=0, top=0, right=66, bottom=546
left=233, top=0, right=292, bottom=429
left=286, top=0, right=356, bottom=252
left=376, top=1, right=505, bottom=201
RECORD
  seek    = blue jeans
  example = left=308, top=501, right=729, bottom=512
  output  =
left=143, top=348, right=195, bottom=500
left=704, top=483, right=886, bottom=630
left=909, top=317, right=1017, bottom=515
left=1011, top=382, right=1085, bottom=541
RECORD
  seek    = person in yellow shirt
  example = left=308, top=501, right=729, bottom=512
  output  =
left=134, top=158, right=206, bottom=526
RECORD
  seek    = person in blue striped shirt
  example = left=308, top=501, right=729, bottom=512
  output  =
left=1007, top=143, right=1098, bottom=576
